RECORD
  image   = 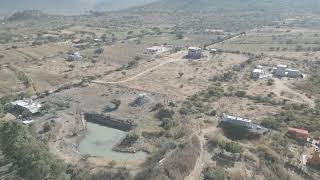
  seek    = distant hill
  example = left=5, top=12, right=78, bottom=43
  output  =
left=127, top=0, right=320, bottom=32
left=0, top=0, right=157, bottom=16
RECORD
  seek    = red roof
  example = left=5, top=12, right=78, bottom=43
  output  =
left=288, top=127, right=309, bottom=135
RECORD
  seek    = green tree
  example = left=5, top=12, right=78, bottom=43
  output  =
left=0, top=121, right=69, bottom=180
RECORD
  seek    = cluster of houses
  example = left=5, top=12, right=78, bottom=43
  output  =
left=220, top=113, right=269, bottom=135
left=219, top=114, right=320, bottom=167
left=251, top=64, right=302, bottom=80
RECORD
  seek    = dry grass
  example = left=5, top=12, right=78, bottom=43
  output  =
left=161, top=135, right=201, bottom=180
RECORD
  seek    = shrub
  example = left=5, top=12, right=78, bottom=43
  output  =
left=42, top=122, right=52, bottom=133
left=235, top=90, right=246, bottom=97
left=120, top=132, right=140, bottom=146
left=176, top=32, right=184, bottom=39
left=267, top=79, right=274, bottom=86
left=0, top=104, right=4, bottom=117
left=202, top=167, right=225, bottom=180
left=155, top=108, right=174, bottom=120
left=0, top=121, right=69, bottom=180
left=223, top=142, right=242, bottom=153
left=134, top=55, right=142, bottom=61
left=261, top=118, right=285, bottom=131
left=206, top=110, right=217, bottom=116
left=126, top=60, right=139, bottom=69
left=160, top=118, right=177, bottom=130
left=94, top=48, right=104, bottom=54
left=111, top=99, right=121, bottom=108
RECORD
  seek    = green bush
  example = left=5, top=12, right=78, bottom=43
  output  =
left=235, top=90, right=246, bottom=97
left=126, top=60, right=139, bottom=69
left=155, top=108, right=174, bottom=120
left=261, top=118, right=285, bottom=131
left=202, top=167, right=225, bottom=180
left=267, top=79, right=275, bottom=86
left=223, top=142, right=242, bottom=153
left=161, top=118, right=177, bottom=130
left=0, top=103, right=4, bottom=117
left=94, top=47, right=104, bottom=54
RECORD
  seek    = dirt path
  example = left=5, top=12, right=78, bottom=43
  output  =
left=92, top=57, right=181, bottom=85
left=273, top=79, right=314, bottom=107
left=185, top=126, right=217, bottom=180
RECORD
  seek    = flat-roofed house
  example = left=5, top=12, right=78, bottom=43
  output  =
left=11, top=99, right=42, bottom=117
left=272, top=64, right=301, bottom=78
left=286, top=69, right=300, bottom=78
left=274, top=64, right=288, bottom=77
left=220, top=113, right=269, bottom=135
left=187, top=47, right=202, bottom=59
left=251, top=69, right=263, bottom=79
left=221, top=113, right=253, bottom=128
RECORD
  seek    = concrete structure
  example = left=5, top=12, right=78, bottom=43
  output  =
left=288, top=127, right=310, bottom=140
left=273, top=64, right=301, bottom=78
left=210, top=48, right=218, bottom=54
left=221, top=113, right=253, bottom=128
left=11, top=99, right=42, bottom=115
left=286, top=69, right=300, bottom=78
left=220, top=113, right=269, bottom=135
left=66, top=52, right=82, bottom=61
left=274, top=64, right=287, bottom=77
left=145, top=46, right=171, bottom=55
left=187, top=47, right=202, bottom=59
left=251, top=69, right=264, bottom=79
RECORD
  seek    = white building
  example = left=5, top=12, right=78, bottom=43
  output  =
left=210, top=48, right=218, bottom=54
left=145, top=46, right=171, bottom=55
left=251, top=65, right=265, bottom=79
left=187, top=47, right=202, bottom=59
left=11, top=99, right=42, bottom=115
left=221, top=113, right=253, bottom=128
left=251, top=69, right=264, bottom=79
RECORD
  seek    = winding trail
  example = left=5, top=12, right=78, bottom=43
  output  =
left=185, top=126, right=217, bottom=180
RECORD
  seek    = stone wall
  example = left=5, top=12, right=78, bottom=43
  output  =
left=84, top=112, right=135, bottom=131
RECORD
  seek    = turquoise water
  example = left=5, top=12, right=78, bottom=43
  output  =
left=79, top=122, right=146, bottom=161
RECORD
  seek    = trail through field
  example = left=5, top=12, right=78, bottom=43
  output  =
left=92, top=57, right=181, bottom=85
left=273, top=79, right=315, bottom=107
left=185, top=126, right=217, bottom=180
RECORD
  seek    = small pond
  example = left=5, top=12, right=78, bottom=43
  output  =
left=79, top=122, right=146, bottom=161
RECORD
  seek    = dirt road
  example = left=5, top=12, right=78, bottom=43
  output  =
left=92, top=55, right=182, bottom=85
